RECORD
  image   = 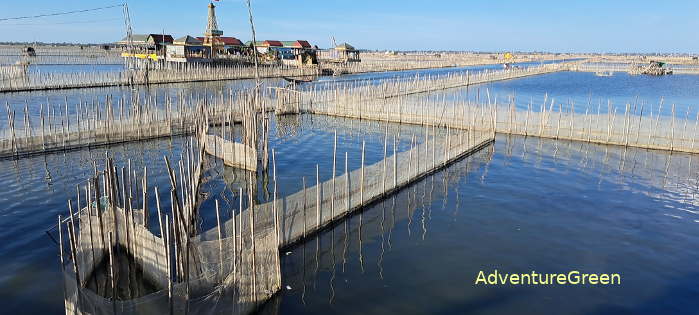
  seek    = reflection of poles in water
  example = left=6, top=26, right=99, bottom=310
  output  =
left=314, top=234, right=319, bottom=291
left=596, top=146, right=609, bottom=188
left=480, top=145, right=495, bottom=185
left=616, top=147, right=629, bottom=185
left=342, top=152, right=349, bottom=273
left=378, top=200, right=386, bottom=280
left=360, top=140, right=365, bottom=206
left=275, top=113, right=301, bottom=139
left=388, top=194, right=396, bottom=250
left=329, top=221, right=336, bottom=304
left=382, top=126, right=388, bottom=198
left=535, top=136, right=544, bottom=168
left=422, top=176, right=434, bottom=241
left=662, top=153, right=672, bottom=189
left=331, top=130, right=337, bottom=219
left=314, top=164, right=320, bottom=290
left=504, top=134, right=513, bottom=166
left=618, top=147, right=628, bottom=182
left=302, top=177, right=307, bottom=239
left=428, top=174, right=435, bottom=223
left=479, top=147, right=491, bottom=185
left=342, top=217, right=348, bottom=273
left=43, top=155, right=53, bottom=188
left=301, top=240, right=307, bottom=305
left=628, top=146, right=640, bottom=181
left=407, top=182, right=412, bottom=236
left=421, top=178, right=430, bottom=240
left=692, top=157, right=699, bottom=204
left=441, top=162, right=451, bottom=214
left=407, top=183, right=417, bottom=237
left=419, top=170, right=427, bottom=234
left=358, top=204, right=364, bottom=274
left=453, top=170, right=462, bottom=218
left=579, top=139, right=591, bottom=169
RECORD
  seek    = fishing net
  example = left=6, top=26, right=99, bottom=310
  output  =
left=58, top=135, right=280, bottom=315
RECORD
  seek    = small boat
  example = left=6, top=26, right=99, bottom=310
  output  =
left=595, top=71, right=613, bottom=77
left=283, top=76, right=316, bottom=84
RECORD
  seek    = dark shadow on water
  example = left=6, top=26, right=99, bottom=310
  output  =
left=589, top=273, right=699, bottom=315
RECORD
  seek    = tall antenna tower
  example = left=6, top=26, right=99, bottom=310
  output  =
left=204, top=2, right=224, bottom=58
left=205, top=2, right=223, bottom=37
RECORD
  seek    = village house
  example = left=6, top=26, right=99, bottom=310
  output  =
left=166, top=35, right=211, bottom=63
left=116, top=34, right=173, bottom=52
left=196, top=36, right=245, bottom=55
left=318, top=43, right=361, bottom=63
left=246, top=40, right=317, bottom=65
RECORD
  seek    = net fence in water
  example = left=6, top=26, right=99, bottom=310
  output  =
left=63, top=212, right=279, bottom=315
left=199, top=128, right=495, bottom=250
left=57, top=138, right=281, bottom=315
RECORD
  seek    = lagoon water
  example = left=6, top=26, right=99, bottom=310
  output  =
left=1, top=65, right=699, bottom=314
left=485, top=71, right=699, bottom=115
left=266, top=135, right=699, bottom=315
left=0, top=114, right=426, bottom=314
left=3, top=62, right=698, bottom=130
left=421, top=71, right=699, bottom=117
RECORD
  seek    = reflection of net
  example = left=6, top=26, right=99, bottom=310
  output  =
left=59, top=144, right=280, bottom=314
left=199, top=128, right=495, bottom=250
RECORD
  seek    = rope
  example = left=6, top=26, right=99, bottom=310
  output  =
left=0, top=4, right=124, bottom=22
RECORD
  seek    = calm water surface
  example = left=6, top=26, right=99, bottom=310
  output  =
left=0, top=66, right=698, bottom=314
left=264, top=135, right=699, bottom=315
left=0, top=114, right=428, bottom=314
left=455, top=71, right=699, bottom=116
left=0, top=116, right=698, bottom=314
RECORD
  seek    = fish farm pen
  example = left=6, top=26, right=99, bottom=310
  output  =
left=1, top=30, right=699, bottom=315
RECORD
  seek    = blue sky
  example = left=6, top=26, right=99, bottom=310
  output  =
left=0, top=0, right=697, bottom=53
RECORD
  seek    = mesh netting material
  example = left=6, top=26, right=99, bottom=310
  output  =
left=301, top=94, right=699, bottom=154
left=204, top=135, right=257, bottom=172
left=63, top=205, right=280, bottom=315
left=61, top=135, right=280, bottom=315
left=198, top=130, right=494, bottom=250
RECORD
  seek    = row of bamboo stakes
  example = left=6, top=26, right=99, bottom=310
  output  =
left=54, top=83, right=490, bottom=313
left=55, top=96, right=283, bottom=314
left=195, top=92, right=495, bottom=249
left=42, top=60, right=698, bottom=311
left=0, top=61, right=318, bottom=92
left=0, top=52, right=576, bottom=93
left=57, top=135, right=280, bottom=314
left=0, top=87, right=275, bottom=158
left=0, top=64, right=564, bottom=157
left=283, top=122, right=699, bottom=306
left=53, top=98, right=699, bottom=313
left=572, top=62, right=699, bottom=75
left=296, top=62, right=569, bottom=106
left=282, top=146, right=491, bottom=304
left=2, top=81, right=698, bottom=160
left=0, top=55, right=124, bottom=66
left=294, top=73, right=699, bottom=154
left=322, top=54, right=536, bottom=75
